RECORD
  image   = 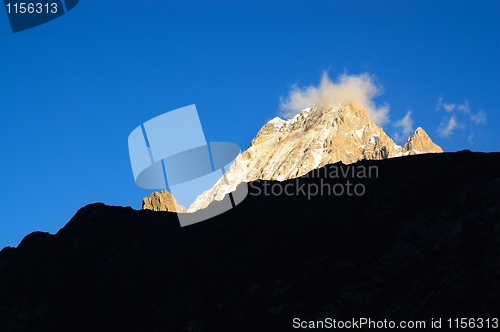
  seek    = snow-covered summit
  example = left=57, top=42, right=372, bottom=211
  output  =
left=144, top=102, right=442, bottom=212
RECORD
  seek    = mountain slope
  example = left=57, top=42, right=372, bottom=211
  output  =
left=0, top=151, right=498, bottom=331
left=185, top=102, right=442, bottom=211
left=402, top=126, right=442, bottom=155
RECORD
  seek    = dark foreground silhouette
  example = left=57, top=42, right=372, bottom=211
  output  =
left=1, top=151, right=499, bottom=331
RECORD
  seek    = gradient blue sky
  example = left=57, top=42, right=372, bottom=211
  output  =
left=1, top=1, right=499, bottom=249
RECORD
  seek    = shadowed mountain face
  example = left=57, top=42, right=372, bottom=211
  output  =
left=1, top=151, right=499, bottom=331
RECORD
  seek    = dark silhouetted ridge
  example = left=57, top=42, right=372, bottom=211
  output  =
left=0, top=150, right=499, bottom=331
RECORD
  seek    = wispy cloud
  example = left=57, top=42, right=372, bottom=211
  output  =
left=435, top=97, right=484, bottom=140
left=468, top=132, right=474, bottom=143
left=437, top=115, right=460, bottom=137
left=435, top=96, right=443, bottom=111
left=393, top=110, right=414, bottom=143
left=280, top=71, right=390, bottom=126
left=436, top=97, right=469, bottom=114
left=443, top=103, right=455, bottom=112
left=470, top=111, right=486, bottom=124
left=457, top=101, right=470, bottom=113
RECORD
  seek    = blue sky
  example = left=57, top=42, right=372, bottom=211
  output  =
left=1, top=1, right=499, bottom=249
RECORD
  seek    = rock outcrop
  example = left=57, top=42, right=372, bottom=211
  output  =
left=403, top=127, right=443, bottom=155
left=142, top=190, right=186, bottom=213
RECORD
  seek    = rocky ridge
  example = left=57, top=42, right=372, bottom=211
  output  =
left=142, top=190, right=186, bottom=213
left=1, top=151, right=499, bottom=331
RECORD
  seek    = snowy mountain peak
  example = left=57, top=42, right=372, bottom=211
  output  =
left=268, top=117, right=285, bottom=128
left=144, top=102, right=443, bottom=212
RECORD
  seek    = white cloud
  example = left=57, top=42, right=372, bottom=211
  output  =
left=468, top=132, right=474, bottom=143
left=280, top=71, right=390, bottom=126
left=437, top=97, right=470, bottom=114
left=443, top=103, right=455, bottom=112
left=393, top=110, right=414, bottom=143
left=457, top=101, right=470, bottom=113
left=437, top=115, right=460, bottom=137
left=435, top=97, right=483, bottom=140
left=470, top=111, right=486, bottom=124
left=435, top=96, right=443, bottom=111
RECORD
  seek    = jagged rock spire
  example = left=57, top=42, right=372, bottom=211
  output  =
left=403, top=127, right=443, bottom=155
